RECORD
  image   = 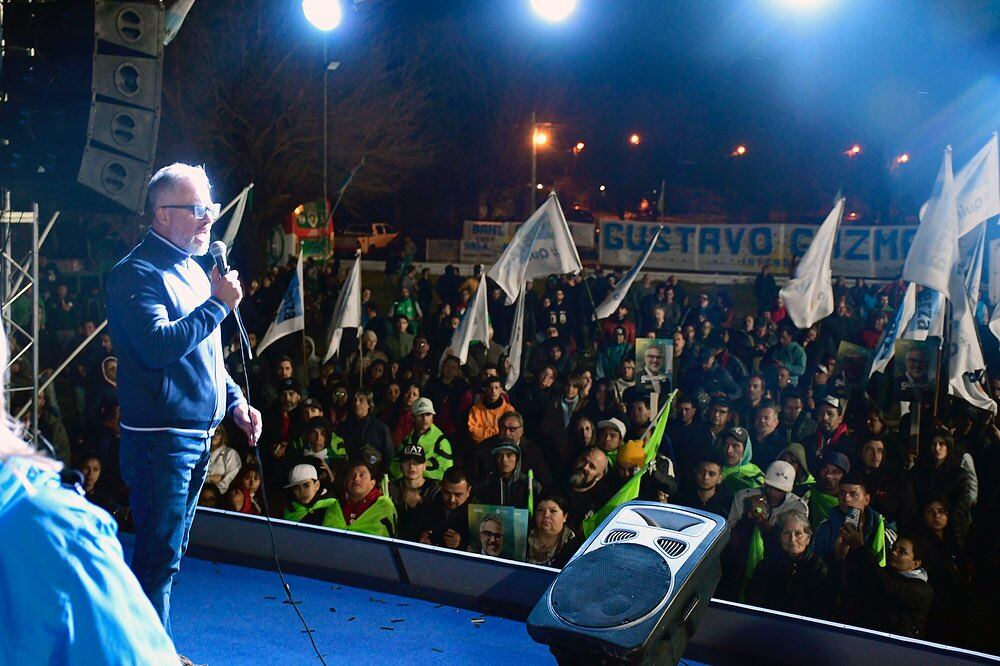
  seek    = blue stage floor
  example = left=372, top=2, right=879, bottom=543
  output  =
left=168, top=554, right=556, bottom=665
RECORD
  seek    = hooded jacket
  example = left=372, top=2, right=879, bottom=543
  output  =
left=476, top=446, right=541, bottom=509
left=0, top=458, right=178, bottom=663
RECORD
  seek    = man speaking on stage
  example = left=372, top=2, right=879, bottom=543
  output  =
left=106, top=163, right=262, bottom=643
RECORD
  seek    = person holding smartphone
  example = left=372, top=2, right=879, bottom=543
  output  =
left=811, top=475, right=887, bottom=567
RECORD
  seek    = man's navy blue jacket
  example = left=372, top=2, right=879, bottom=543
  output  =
left=106, top=230, right=245, bottom=436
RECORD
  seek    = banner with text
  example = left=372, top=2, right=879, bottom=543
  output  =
left=462, top=220, right=595, bottom=263
left=598, top=220, right=918, bottom=278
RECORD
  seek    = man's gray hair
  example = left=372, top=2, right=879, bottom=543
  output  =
left=146, top=163, right=211, bottom=215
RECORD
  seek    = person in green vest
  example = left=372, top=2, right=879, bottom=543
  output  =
left=811, top=474, right=886, bottom=567
left=723, top=460, right=809, bottom=596
left=718, top=426, right=764, bottom=494
left=777, top=442, right=815, bottom=498
left=283, top=463, right=339, bottom=526
left=389, top=398, right=453, bottom=481
left=322, top=459, right=397, bottom=537
left=810, top=451, right=850, bottom=529
left=288, top=417, right=348, bottom=473
left=391, top=286, right=422, bottom=335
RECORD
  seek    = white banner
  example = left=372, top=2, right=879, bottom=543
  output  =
left=461, top=219, right=594, bottom=264
left=598, top=220, right=917, bottom=278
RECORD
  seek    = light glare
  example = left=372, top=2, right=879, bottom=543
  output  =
left=302, top=0, right=342, bottom=31
left=531, top=0, right=577, bottom=22
left=533, top=130, right=549, bottom=146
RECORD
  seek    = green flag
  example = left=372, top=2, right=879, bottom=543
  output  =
left=582, top=391, right=677, bottom=536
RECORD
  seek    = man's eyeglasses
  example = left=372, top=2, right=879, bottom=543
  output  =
left=160, top=202, right=221, bottom=220
left=481, top=530, right=503, bottom=540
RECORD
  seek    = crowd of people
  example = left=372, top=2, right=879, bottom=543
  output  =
left=27, top=254, right=999, bottom=652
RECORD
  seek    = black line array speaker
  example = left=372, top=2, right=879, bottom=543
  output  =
left=0, top=0, right=163, bottom=214
left=527, top=502, right=730, bottom=665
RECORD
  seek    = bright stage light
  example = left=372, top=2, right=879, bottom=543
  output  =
left=846, top=144, right=861, bottom=156
left=303, top=0, right=342, bottom=31
left=531, top=0, right=578, bottom=22
left=536, top=183, right=545, bottom=190
left=772, top=0, right=835, bottom=12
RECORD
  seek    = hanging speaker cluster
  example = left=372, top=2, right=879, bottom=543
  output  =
left=527, top=502, right=730, bottom=665
left=0, top=0, right=164, bottom=214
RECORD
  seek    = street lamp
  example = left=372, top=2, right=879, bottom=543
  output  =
left=302, top=0, right=342, bottom=31
left=530, top=0, right=577, bottom=22
left=731, top=144, right=748, bottom=157
left=896, top=153, right=910, bottom=164
left=845, top=144, right=862, bottom=157
left=530, top=111, right=554, bottom=211
left=629, top=133, right=641, bottom=146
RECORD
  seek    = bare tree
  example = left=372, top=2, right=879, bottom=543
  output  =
left=158, top=0, right=438, bottom=266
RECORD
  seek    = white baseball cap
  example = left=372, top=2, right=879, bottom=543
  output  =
left=284, top=464, right=318, bottom=488
left=597, top=418, right=626, bottom=438
left=411, top=397, right=436, bottom=416
left=763, top=460, right=795, bottom=493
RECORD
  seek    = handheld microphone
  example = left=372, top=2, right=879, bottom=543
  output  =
left=209, top=240, right=231, bottom=274
left=208, top=240, right=253, bottom=360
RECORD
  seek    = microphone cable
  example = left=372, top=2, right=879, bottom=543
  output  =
left=229, top=284, right=329, bottom=666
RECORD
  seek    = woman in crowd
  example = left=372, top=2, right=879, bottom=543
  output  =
left=384, top=382, right=420, bottom=445
left=858, top=437, right=915, bottom=531
left=526, top=492, right=582, bottom=568
left=909, top=428, right=974, bottom=544
left=917, top=497, right=971, bottom=644
left=568, top=416, right=597, bottom=453
left=746, top=513, right=829, bottom=618
left=206, top=426, right=242, bottom=494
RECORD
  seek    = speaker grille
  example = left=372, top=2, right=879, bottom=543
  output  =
left=656, top=537, right=688, bottom=558
left=604, top=529, right=637, bottom=544
left=550, top=543, right=671, bottom=629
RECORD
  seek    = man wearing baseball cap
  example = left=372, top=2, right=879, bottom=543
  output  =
left=476, top=439, right=540, bottom=510
left=718, top=426, right=764, bottom=494
left=387, top=442, right=440, bottom=534
left=596, top=418, right=626, bottom=457
left=390, top=397, right=453, bottom=482
left=721, top=460, right=808, bottom=599
left=283, top=463, right=337, bottom=525
left=810, top=451, right=850, bottom=528
left=813, top=395, right=857, bottom=472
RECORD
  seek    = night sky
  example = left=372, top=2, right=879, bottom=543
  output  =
left=317, top=0, right=1000, bottom=229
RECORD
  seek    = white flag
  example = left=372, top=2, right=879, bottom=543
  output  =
left=220, top=183, right=254, bottom=248
left=954, top=132, right=1000, bottom=237
left=904, top=148, right=959, bottom=294
left=504, top=290, right=527, bottom=390
left=441, top=278, right=489, bottom=366
left=869, top=283, right=917, bottom=378
left=164, top=0, right=197, bottom=45
left=488, top=192, right=583, bottom=304
left=946, top=214, right=995, bottom=414
left=594, top=226, right=662, bottom=320
left=947, top=285, right=995, bottom=414
left=323, top=253, right=362, bottom=363
left=256, top=254, right=305, bottom=356
left=779, top=197, right=844, bottom=329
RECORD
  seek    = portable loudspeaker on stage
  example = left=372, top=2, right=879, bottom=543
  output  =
left=527, top=502, right=730, bottom=665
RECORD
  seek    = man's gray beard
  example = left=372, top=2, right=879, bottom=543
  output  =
left=568, top=471, right=587, bottom=488
left=484, top=544, right=502, bottom=556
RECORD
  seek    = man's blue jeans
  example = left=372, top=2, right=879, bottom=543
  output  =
left=120, top=430, right=209, bottom=638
